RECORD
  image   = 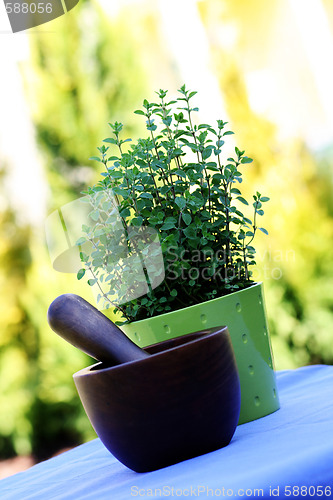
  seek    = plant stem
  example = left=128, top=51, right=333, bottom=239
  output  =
left=147, top=157, right=162, bottom=205
left=88, top=266, right=132, bottom=321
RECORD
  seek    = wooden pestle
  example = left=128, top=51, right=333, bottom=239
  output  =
left=47, top=294, right=150, bottom=365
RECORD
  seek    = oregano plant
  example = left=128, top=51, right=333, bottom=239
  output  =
left=76, top=85, right=269, bottom=323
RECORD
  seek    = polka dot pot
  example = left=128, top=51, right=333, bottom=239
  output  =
left=105, top=282, right=279, bottom=424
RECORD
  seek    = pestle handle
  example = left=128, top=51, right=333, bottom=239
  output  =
left=47, top=294, right=150, bottom=365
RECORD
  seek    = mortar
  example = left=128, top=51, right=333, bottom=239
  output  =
left=48, top=294, right=241, bottom=472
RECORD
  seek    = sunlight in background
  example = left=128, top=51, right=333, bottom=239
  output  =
left=234, top=0, right=333, bottom=150
left=157, top=0, right=228, bottom=124
left=0, top=15, right=48, bottom=226
left=97, top=0, right=229, bottom=126
left=289, top=0, right=333, bottom=149
left=1, top=0, right=333, bottom=229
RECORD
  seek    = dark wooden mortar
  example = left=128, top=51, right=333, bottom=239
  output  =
left=73, top=326, right=241, bottom=472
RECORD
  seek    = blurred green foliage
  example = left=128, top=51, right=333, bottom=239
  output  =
left=1, top=0, right=333, bottom=465
left=25, top=0, right=147, bottom=207
left=199, top=0, right=333, bottom=369
left=215, top=56, right=333, bottom=369
left=1, top=0, right=146, bottom=461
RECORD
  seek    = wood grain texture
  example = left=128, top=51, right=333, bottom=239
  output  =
left=47, top=294, right=149, bottom=365
left=74, top=326, right=241, bottom=472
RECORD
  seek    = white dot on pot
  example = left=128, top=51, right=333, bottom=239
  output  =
left=200, top=314, right=207, bottom=324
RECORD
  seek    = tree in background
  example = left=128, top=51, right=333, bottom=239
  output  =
left=0, top=0, right=146, bottom=461
left=221, top=64, right=333, bottom=368
left=0, top=162, right=35, bottom=459
left=198, top=0, right=333, bottom=368
left=26, top=0, right=147, bottom=207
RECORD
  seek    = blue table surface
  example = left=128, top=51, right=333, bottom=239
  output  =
left=1, top=365, right=333, bottom=499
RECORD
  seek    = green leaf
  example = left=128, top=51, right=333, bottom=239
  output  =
left=102, top=201, right=112, bottom=212
left=198, top=123, right=214, bottom=131
left=88, top=278, right=98, bottom=286
left=259, top=227, right=269, bottom=235
left=119, top=208, right=131, bottom=218
left=75, top=236, right=86, bottom=246
left=140, top=192, right=153, bottom=199
left=161, top=221, right=176, bottom=230
left=170, top=289, right=178, bottom=297
left=175, top=197, right=186, bottom=210
left=241, top=156, right=253, bottom=164
left=236, top=196, right=249, bottom=205
left=260, top=196, right=270, bottom=202
left=134, top=110, right=145, bottom=115
left=174, top=169, right=187, bottom=179
left=182, top=213, right=192, bottom=225
left=94, top=228, right=106, bottom=238
left=103, top=138, right=117, bottom=144
left=113, top=187, right=128, bottom=197
left=200, top=210, right=211, bottom=219
left=162, top=116, right=172, bottom=127
left=160, top=185, right=171, bottom=195
left=92, top=258, right=103, bottom=268
left=77, top=268, right=86, bottom=280
left=146, top=123, right=157, bottom=131
left=89, top=210, right=100, bottom=222
left=183, top=225, right=197, bottom=239
left=89, top=156, right=102, bottom=162
left=164, top=217, right=177, bottom=224
left=131, top=216, right=144, bottom=227
left=79, top=251, right=88, bottom=262
left=202, top=148, right=212, bottom=160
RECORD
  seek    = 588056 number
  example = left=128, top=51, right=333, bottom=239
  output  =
left=285, top=485, right=331, bottom=496
left=5, top=3, right=53, bottom=14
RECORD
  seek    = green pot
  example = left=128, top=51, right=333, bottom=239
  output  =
left=107, top=282, right=279, bottom=424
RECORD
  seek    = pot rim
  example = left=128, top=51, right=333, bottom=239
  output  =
left=73, top=325, right=229, bottom=378
left=121, top=281, right=262, bottom=327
